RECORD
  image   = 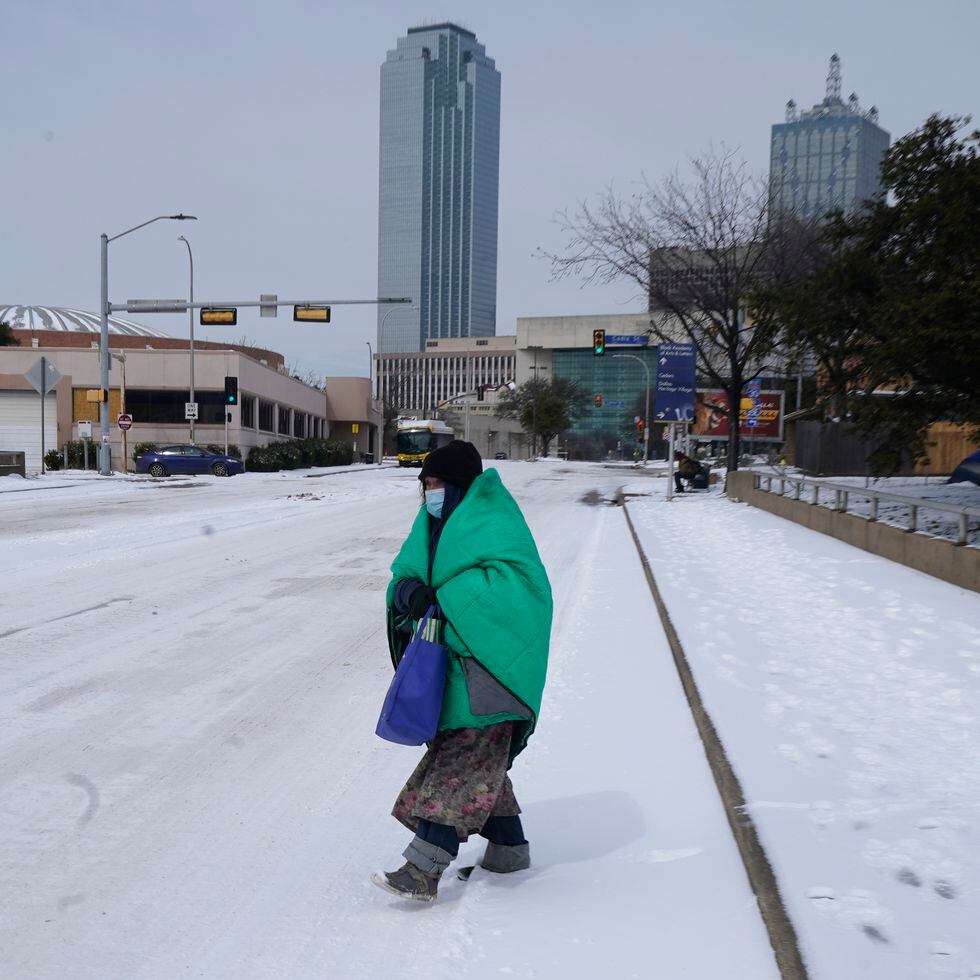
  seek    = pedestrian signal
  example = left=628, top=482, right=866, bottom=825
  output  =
left=592, top=329, right=605, bottom=356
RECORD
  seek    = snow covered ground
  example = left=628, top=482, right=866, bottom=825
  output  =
left=7, top=461, right=976, bottom=978
left=747, top=470, right=980, bottom=548
left=627, top=481, right=980, bottom=979
left=0, top=463, right=779, bottom=979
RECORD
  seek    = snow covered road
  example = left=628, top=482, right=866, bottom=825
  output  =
left=1, top=464, right=778, bottom=979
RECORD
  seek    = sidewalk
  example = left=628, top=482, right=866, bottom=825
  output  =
left=476, top=504, right=780, bottom=979
left=627, top=489, right=980, bottom=979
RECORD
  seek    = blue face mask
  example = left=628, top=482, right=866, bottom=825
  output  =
left=425, top=488, right=445, bottom=518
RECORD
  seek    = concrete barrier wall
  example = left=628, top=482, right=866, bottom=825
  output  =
left=728, top=471, right=979, bottom=593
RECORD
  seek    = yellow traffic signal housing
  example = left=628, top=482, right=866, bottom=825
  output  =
left=294, top=305, right=331, bottom=323
left=86, top=388, right=109, bottom=403
left=200, top=308, right=238, bottom=326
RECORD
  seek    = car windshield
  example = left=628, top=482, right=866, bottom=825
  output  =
left=397, top=430, right=435, bottom=454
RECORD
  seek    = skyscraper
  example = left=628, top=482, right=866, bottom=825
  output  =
left=770, top=54, right=890, bottom=220
left=377, top=23, right=501, bottom=354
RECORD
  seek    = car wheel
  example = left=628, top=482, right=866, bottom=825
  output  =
left=211, top=462, right=229, bottom=477
left=148, top=462, right=167, bottom=478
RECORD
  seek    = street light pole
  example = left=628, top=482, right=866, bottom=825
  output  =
left=178, top=235, right=195, bottom=444
left=612, top=353, right=651, bottom=466
left=99, top=213, right=197, bottom=474
left=377, top=304, right=417, bottom=402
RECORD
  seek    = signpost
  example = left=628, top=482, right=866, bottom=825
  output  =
left=24, top=357, right=62, bottom=474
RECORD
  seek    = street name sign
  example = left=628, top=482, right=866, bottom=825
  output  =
left=606, top=335, right=649, bottom=347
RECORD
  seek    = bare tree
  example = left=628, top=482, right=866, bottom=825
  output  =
left=546, top=150, right=789, bottom=472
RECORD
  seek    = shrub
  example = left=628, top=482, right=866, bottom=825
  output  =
left=245, top=438, right=354, bottom=473
left=204, top=443, right=241, bottom=459
left=132, top=441, right=158, bottom=463
left=44, top=449, right=63, bottom=471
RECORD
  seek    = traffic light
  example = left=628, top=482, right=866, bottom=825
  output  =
left=200, top=308, right=237, bottom=326
left=293, top=305, right=331, bottom=322
left=224, top=376, right=239, bottom=405
left=636, top=418, right=645, bottom=433
left=592, top=329, right=606, bottom=356
left=594, top=394, right=603, bottom=408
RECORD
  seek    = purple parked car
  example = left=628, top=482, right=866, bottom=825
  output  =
left=135, top=445, right=243, bottom=478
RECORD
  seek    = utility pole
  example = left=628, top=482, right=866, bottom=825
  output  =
left=178, top=235, right=195, bottom=444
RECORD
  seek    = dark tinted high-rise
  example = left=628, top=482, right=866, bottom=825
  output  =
left=770, top=54, right=889, bottom=220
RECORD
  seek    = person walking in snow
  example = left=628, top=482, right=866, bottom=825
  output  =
left=373, top=440, right=553, bottom=903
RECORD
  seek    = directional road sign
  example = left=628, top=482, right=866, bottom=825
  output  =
left=185, top=402, right=199, bottom=421
left=654, top=343, right=696, bottom=422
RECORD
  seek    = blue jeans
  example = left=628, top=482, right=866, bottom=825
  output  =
left=416, top=814, right=527, bottom=858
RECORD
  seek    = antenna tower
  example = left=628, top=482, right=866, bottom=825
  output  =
left=825, top=53, right=842, bottom=103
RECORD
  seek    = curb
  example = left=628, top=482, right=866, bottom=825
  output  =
left=621, top=500, right=809, bottom=980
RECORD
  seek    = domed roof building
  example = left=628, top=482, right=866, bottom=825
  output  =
left=0, top=305, right=171, bottom=338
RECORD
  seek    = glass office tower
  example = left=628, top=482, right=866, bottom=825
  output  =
left=378, top=23, right=501, bottom=354
left=770, top=55, right=889, bottom=220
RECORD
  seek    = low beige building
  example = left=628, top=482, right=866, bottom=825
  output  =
left=0, top=307, right=379, bottom=472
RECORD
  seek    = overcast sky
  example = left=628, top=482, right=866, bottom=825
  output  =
left=3, top=0, right=977, bottom=380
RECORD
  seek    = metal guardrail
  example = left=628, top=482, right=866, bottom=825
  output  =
left=753, top=472, right=980, bottom=546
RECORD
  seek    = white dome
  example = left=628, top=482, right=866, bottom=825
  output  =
left=0, top=305, right=172, bottom=339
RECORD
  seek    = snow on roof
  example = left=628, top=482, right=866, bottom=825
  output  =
left=0, top=305, right=172, bottom=339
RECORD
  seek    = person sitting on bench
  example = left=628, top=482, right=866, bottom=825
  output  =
left=674, top=452, right=708, bottom=493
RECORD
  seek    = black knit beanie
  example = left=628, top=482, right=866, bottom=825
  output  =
left=419, top=440, right=484, bottom=491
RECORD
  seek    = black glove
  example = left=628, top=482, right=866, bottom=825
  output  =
left=407, top=584, right=438, bottom=620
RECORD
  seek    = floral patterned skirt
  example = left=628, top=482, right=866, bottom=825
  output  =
left=392, top=722, right=521, bottom=842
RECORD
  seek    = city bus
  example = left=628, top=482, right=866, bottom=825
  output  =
left=396, top=419, right=454, bottom=467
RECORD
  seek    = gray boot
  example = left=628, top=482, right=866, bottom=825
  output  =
left=371, top=837, right=454, bottom=903
left=481, top=841, right=531, bottom=874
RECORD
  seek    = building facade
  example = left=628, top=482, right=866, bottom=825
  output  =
left=517, top=314, right=660, bottom=449
left=0, top=307, right=381, bottom=472
left=376, top=335, right=515, bottom=413
left=770, top=54, right=889, bottom=219
left=377, top=23, right=501, bottom=353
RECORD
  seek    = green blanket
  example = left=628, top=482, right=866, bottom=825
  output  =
left=387, top=468, right=553, bottom=760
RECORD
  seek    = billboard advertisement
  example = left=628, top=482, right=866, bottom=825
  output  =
left=693, top=389, right=784, bottom=440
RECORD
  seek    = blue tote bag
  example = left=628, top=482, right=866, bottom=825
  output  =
left=376, top=607, right=449, bottom=746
